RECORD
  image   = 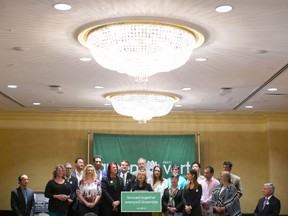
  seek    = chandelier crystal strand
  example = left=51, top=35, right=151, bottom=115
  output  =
left=82, top=22, right=203, bottom=81
left=106, top=92, right=179, bottom=123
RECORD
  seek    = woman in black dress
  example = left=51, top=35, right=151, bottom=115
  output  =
left=101, top=162, right=124, bottom=216
left=182, top=169, right=202, bottom=216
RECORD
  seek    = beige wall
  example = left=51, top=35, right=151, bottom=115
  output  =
left=0, top=111, right=287, bottom=214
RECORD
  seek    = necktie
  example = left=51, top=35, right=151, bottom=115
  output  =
left=262, top=198, right=268, bottom=210
left=123, top=173, right=126, bottom=186
left=23, top=189, right=28, bottom=205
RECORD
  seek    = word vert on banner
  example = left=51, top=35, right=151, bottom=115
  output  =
left=121, top=191, right=161, bottom=212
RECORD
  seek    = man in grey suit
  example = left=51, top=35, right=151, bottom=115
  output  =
left=223, top=161, right=243, bottom=198
left=11, top=174, right=35, bottom=216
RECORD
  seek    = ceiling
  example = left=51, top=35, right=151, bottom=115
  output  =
left=1, top=0, right=288, bottom=115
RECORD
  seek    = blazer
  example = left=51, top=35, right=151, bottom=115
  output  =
left=118, top=172, right=136, bottom=191
left=101, top=175, right=124, bottom=215
left=11, top=187, right=35, bottom=216
left=211, top=183, right=241, bottom=216
left=162, top=187, right=183, bottom=213
left=66, top=176, right=78, bottom=201
left=230, top=173, right=243, bottom=198
left=254, top=195, right=281, bottom=216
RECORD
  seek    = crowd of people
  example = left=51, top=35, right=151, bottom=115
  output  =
left=11, top=158, right=281, bottom=216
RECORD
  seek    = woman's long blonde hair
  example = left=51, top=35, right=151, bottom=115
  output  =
left=82, top=164, right=96, bottom=182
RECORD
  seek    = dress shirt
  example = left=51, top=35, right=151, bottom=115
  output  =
left=200, top=177, right=220, bottom=214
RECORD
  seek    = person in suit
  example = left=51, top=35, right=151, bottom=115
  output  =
left=162, top=174, right=183, bottom=216
left=211, top=171, right=241, bottom=216
left=93, top=155, right=107, bottom=181
left=119, top=160, right=136, bottom=191
left=65, top=162, right=79, bottom=216
left=132, top=157, right=153, bottom=179
left=11, top=174, right=35, bottom=216
left=222, top=161, right=243, bottom=198
left=254, top=183, right=281, bottom=216
left=101, top=162, right=124, bottom=216
left=72, top=157, right=85, bottom=185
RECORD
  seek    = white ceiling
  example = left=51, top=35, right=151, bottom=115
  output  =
left=0, top=0, right=288, bottom=114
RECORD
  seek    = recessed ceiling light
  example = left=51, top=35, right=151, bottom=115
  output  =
left=174, top=104, right=182, bottom=107
left=195, top=58, right=207, bottom=62
left=33, top=102, right=41, bottom=106
left=53, top=3, right=72, bottom=11
left=7, top=85, right=17, bottom=88
left=215, top=5, right=233, bottom=13
left=245, top=105, right=253, bottom=109
left=94, top=86, right=104, bottom=89
left=80, top=57, right=92, bottom=62
left=182, top=87, right=191, bottom=91
left=104, top=103, right=111, bottom=106
left=13, top=47, right=30, bottom=51
left=268, top=88, right=278, bottom=92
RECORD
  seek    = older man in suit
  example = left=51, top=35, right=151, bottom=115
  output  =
left=254, top=183, right=281, bottom=216
left=65, top=162, right=78, bottom=216
left=11, top=174, right=35, bottom=216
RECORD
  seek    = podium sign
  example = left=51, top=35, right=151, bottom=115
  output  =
left=121, top=191, right=161, bottom=212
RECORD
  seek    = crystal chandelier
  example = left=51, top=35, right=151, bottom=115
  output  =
left=106, top=91, right=180, bottom=123
left=78, top=21, right=205, bottom=81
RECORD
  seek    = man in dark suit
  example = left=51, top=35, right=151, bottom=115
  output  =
left=254, top=183, right=281, bottom=216
left=65, top=162, right=79, bottom=216
left=119, top=160, right=136, bottom=191
left=71, top=157, right=85, bottom=185
left=93, top=155, right=107, bottom=181
left=11, top=174, right=35, bottom=216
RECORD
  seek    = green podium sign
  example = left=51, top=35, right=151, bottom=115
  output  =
left=121, top=191, right=161, bottom=212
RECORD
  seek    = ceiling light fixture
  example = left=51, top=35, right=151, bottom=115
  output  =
left=53, top=3, right=72, bottom=11
left=7, top=85, right=17, bottom=88
left=245, top=105, right=253, bottom=109
left=268, top=88, right=278, bottom=91
left=78, top=21, right=205, bottom=81
left=215, top=5, right=233, bottom=13
left=106, top=91, right=180, bottom=124
left=80, top=57, right=92, bottom=62
left=195, top=57, right=207, bottom=62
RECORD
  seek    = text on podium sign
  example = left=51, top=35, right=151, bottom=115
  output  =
left=121, top=191, right=161, bottom=212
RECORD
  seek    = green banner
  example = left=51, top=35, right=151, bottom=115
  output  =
left=93, top=133, right=195, bottom=178
left=121, top=191, right=161, bottom=212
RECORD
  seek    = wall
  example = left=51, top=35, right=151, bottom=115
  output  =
left=0, top=111, right=287, bottom=214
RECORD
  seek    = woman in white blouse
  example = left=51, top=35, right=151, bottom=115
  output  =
left=76, top=164, right=101, bottom=216
left=148, top=165, right=168, bottom=216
